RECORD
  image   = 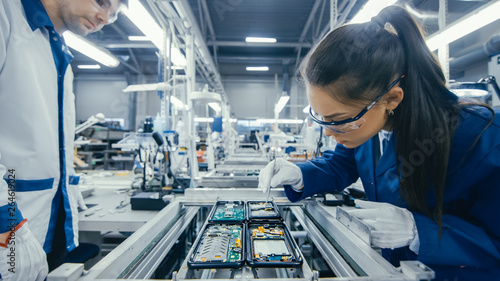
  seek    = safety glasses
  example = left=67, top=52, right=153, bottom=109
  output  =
left=94, top=0, right=119, bottom=23
left=309, top=74, right=405, bottom=134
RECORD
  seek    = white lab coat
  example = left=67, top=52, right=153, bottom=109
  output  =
left=0, top=0, right=79, bottom=253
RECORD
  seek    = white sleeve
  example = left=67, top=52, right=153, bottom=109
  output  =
left=0, top=153, right=24, bottom=234
left=0, top=154, right=9, bottom=207
left=0, top=0, right=10, bottom=70
left=0, top=3, right=23, bottom=233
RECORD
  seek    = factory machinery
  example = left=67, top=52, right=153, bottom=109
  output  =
left=49, top=188, right=434, bottom=281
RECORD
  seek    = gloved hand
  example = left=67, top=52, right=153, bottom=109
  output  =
left=258, top=158, right=303, bottom=193
left=77, top=187, right=88, bottom=211
left=0, top=221, right=48, bottom=281
left=348, top=199, right=418, bottom=249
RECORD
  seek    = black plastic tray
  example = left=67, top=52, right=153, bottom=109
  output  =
left=246, top=200, right=282, bottom=222
left=188, top=223, right=246, bottom=269
left=246, top=222, right=303, bottom=268
left=208, top=200, right=246, bottom=223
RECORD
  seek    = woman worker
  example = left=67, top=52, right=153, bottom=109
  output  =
left=259, top=5, right=500, bottom=281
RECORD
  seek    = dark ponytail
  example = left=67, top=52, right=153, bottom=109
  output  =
left=375, top=6, right=462, bottom=233
left=301, top=5, right=465, bottom=233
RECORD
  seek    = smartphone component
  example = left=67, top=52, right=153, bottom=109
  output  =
left=209, top=201, right=245, bottom=223
left=247, top=201, right=281, bottom=221
left=247, top=223, right=302, bottom=267
left=188, top=224, right=245, bottom=268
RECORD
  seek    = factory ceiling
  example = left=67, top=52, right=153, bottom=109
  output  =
left=73, top=0, right=497, bottom=82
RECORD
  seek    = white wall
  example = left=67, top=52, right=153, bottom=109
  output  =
left=74, top=74, right=164, bottom=131
left=221, top=76, right=309, bottom=120
left=74, top=75, right=130, bottom=128
left=222, top=77, right=277, bottom=119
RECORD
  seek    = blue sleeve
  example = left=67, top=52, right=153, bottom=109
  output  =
left=0, top=202, right=24, bottom=233
left=414, top=145, right=500, bottom=268
left=284, top=145, right=359, bottom=203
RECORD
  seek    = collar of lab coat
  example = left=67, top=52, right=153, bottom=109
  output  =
left=21, top=0, right=54, bottom=31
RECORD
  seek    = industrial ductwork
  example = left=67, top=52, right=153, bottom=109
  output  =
left=450, top=33, right=500, bottom=71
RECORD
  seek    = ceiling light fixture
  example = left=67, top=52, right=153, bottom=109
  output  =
left=256, top=119, right=303, bottom=124
left=128, top=35, right=149, bottom=41
left=246, top=66, right=269, bottom=71
left=425, top=0, right=500, bottom=51
left=208, top=102, right=221, bottom=113
left=77, top=64, right=101, bottom=69
left=63, top=31, right=120, bottom=68
left=194, top=117, right=214, bottom=123
left=302, top=105, right=310, bottom=113
left=123, top=0, right=186, bottom=66
left=245, top=37, right=277, bottom=43
left=274, top=93, right=290, bottom=114
left=349, top=0, right=398, bottom=24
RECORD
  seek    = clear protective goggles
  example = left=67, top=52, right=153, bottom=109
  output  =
left=94, top=0, right=120, bottom=23
left=309, top=74, right=405, bottom=134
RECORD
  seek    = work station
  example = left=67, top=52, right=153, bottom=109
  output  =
left=1, top=0, right=500, bottom=281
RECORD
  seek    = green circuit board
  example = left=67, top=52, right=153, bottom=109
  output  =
left=211, top=202, right=245, bottom=221
left=192, top=224, right=243, bottom=264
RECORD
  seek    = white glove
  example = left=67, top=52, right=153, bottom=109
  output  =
left=258, top=158, right=303, bottom=193
left=77, top=187, right=88, bottom=211
left=0, top=221, right=48, bottom=281
left=348, top=199, right=418, bottom=249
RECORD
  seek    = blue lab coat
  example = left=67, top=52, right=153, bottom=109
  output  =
left=285, top=106, right=500, bottom=280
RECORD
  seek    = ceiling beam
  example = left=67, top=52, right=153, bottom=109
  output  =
left=299, top=0, right=324, bottom=42
left=217, top=55, right=296, bottom=64
left=91, top=41, right=157, bottom=49
left=200, top=0, right=216, bottom=41
left=206, top=41, right=312, bottom=48
left=318, top=0, right=357, bottom=41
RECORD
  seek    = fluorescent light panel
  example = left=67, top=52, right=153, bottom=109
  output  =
left=256, top=119, right=304, bottom=124
left=274, top=95, right=290, bottom=114
left=246, top=66, right=269, bottom=71
left=77, top=64, right=101, bottom=69
left=194, top=117, right=214, bottom=123
left=123, top=0, right=186, bottom=66
left=349, top=0, right=398, bottom=24
left=302, top=105, right=310, bottom=113
left=245, top=37, right=277, bottom=43
left=128, top=35, right=149, bottom=41
left=63, top=31, right=120, bottom=67
left=208, top=102, right=221, bottom=112
left=426, top=1, right=500, bottom=51
left=451, top=89, right=489, bottom=97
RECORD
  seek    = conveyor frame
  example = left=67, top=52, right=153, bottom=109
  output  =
left=48, top=191, right=434, bottom=281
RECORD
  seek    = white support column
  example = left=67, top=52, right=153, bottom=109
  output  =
left=186, top=32, right=199, bottom=180
left=438, top=0, right=450, bottom=84
left=330, top=0, right=337, bottom=32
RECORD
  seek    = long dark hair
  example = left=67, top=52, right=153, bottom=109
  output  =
left=301, top=6, right=470, bottom=232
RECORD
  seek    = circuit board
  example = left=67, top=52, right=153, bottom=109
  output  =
left=210, top=201, right=245, bottom=222
left=247, top=201, right=281, bottom=221
left=248, top=223, right=302, bottom=267
left=189, top=224, right=244, bottom=268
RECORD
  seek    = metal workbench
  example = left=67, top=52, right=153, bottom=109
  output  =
left=48, top=189, right=434, bottom=281
left=200, top=165, right=265, bottom=188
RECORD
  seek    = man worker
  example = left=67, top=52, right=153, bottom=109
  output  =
left=0, top=0, right=128, bottom=279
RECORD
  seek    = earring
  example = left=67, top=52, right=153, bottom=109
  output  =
left=388, top=109, right=394, bottom=117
